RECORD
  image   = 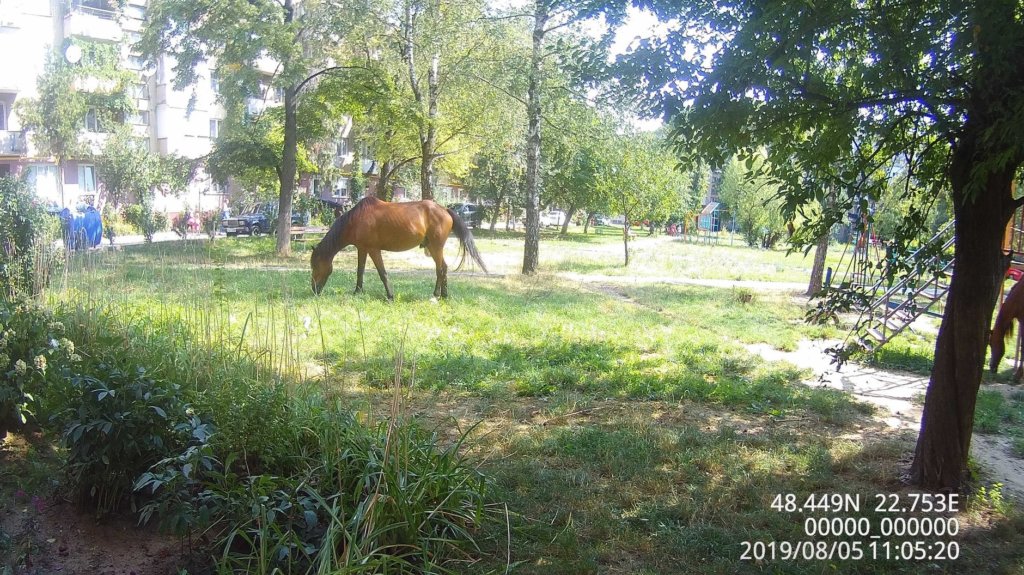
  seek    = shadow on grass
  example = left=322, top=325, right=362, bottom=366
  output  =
left=473, top=419, right=1024, bottom=575
left=345, top=330, right=870, bottom=426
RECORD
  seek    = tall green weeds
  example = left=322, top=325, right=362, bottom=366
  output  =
left=13, top=242, right=493, bottom=572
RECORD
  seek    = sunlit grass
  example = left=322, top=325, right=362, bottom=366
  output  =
left=34, top=236, right=1024, bottom=574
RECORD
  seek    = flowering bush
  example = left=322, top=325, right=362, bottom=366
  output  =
left=0, top=177, right=61, bottom=297
left=0, top=299, right=79, bottom=435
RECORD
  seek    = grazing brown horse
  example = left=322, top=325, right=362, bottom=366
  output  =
left=310, top=197, right=487, bottom=299
left=990, top=278, right=1024, bottom=380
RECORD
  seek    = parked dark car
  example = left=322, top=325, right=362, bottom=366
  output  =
left=449, top=203, right=485, bottom=228
left=222, top=205, right=305, bottom=237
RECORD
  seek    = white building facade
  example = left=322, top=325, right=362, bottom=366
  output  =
left=0, top=0, right=228, bottom=216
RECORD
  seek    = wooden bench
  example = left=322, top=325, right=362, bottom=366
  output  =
left=290, top=225, right=328, bottom=242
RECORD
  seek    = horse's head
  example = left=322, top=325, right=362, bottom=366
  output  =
left=310, top=248, right=333, bottom=295
left=989, top=328, right=1004, bottom=373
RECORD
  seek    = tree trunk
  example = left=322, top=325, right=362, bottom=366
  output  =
left=489, top=192, right=503, bottom=231
left=623, top=222, right=631, bottom=266
left=583, top=210, right=594, bottom=234
left=378, top=159, right=395, bottom=201
left=420, top=53, right=439, bottom=201
left=560, top=204, right=578, bottom=235
left=522, top=6, right=545, bottom=274
left=806, top=230, right=829, bottom=296
left=56, top=157, right=66, bottom=208
left=275, top=0, right=296, bottom=257
left=910, top=139, right=1017, bottom=491
left=276, top=84, right=298, bottom=257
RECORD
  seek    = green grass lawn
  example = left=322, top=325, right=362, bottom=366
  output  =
left=32, top=235, right=1023, bottom=574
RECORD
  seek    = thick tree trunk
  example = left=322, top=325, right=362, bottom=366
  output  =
left=276, top=85, right=298, bottom=257
left=560, top=204, right=578, bottom=235
left=377, top=159, right=395, bottom=201
left=522, top=7, right=545, bottom=274
left=910, top=141, right=1017, bottom=491
left=806, top=231, right=829, bottom=296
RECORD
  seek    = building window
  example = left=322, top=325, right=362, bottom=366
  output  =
left=332, top=180, right=348, bottom=199
left=127, top=55, right=145, bottom=71
left=84, top=108, right=101, bottom=132
left=78, top=164, right=97, bottom=193
left=273, top=86, right=284, bottom=102
left=209, top=119, right=220, bottom=139
left=25, top=165, right=58, bottom=200
left=128, top=111, right=149, bottom=125
left=0, top=0, right=19, bottom=28
left=0, top=102, right=6, bottom=130
left=336, top=138, right=349, bottom=157
left=124, top=4, right=145, bottom=20
left=131, top=83, right=148, bottom=100
left=210, top=72, right=219, bottom=92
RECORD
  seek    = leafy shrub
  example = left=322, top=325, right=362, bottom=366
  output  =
left=121, top=204, right=168, bottom=242
left=154, top=210, right=169, bottom=233
left=0, top=177, right=61, bottom=298
left=57, top=363, right=195, bottom=514
left=137, top=398, right=489, bottom=574
left=195, top=379, right=295, bottom=473
left=121, top=203, right=151, bottom=238
left=0, top=299, right=79, bottom=435
left=200, top=210, right=221, bottom=240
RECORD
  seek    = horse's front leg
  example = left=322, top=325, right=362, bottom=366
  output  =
left=354, top=248, right=367, bottom=294
left=368, top=250, right=394, bottom=301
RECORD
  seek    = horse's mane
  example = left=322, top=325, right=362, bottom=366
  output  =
left=314, top=197, right=376, bottom=257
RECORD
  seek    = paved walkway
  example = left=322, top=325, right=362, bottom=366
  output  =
left=745, top=339, right=1024, bottom=498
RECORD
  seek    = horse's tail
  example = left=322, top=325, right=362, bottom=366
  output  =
left=446, top=208, right=488, bottom=273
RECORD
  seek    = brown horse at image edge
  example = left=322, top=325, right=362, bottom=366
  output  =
left=990, top=278, right=1024, bottom=380
left=310, top=197, right=488, bottom=299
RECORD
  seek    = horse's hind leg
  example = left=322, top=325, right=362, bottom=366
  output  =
left=1011, top=317, right=1019, bottom=380
left=368, top=249, right=394, bottom=300
left=354, top=248, right=367, bottom=294
left=429, top=244, right=448, bottom=298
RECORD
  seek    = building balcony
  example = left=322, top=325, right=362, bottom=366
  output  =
left=64, top=1, right=122, bottom=43
left=0, top=130, right=27, bottom=156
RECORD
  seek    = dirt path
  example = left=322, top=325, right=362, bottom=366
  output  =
left=745, top=339, right=1024, bottom=499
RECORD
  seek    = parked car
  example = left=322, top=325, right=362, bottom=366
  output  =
left=540, top=210, right=567, bottom=227
left=222, top=204, right=304, bottom=237
left=592, top=214, right=609, bottom=226
left=450, top=203, right=485, bottom=228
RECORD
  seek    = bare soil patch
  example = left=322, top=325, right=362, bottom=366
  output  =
left=1, top=432, right=202, bottom=575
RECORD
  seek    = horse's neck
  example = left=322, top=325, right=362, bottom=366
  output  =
left=319, top=239, right=346, bottom=259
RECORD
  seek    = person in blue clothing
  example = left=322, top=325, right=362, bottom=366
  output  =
left=82, top=205, right=103, bottom=247
left=59, top=207, right=74, bottom=250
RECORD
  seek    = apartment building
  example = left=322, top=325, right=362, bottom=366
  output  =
left=0, top=0, right=262, bottom=216
left=1, top=0, right=427, bottom=220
